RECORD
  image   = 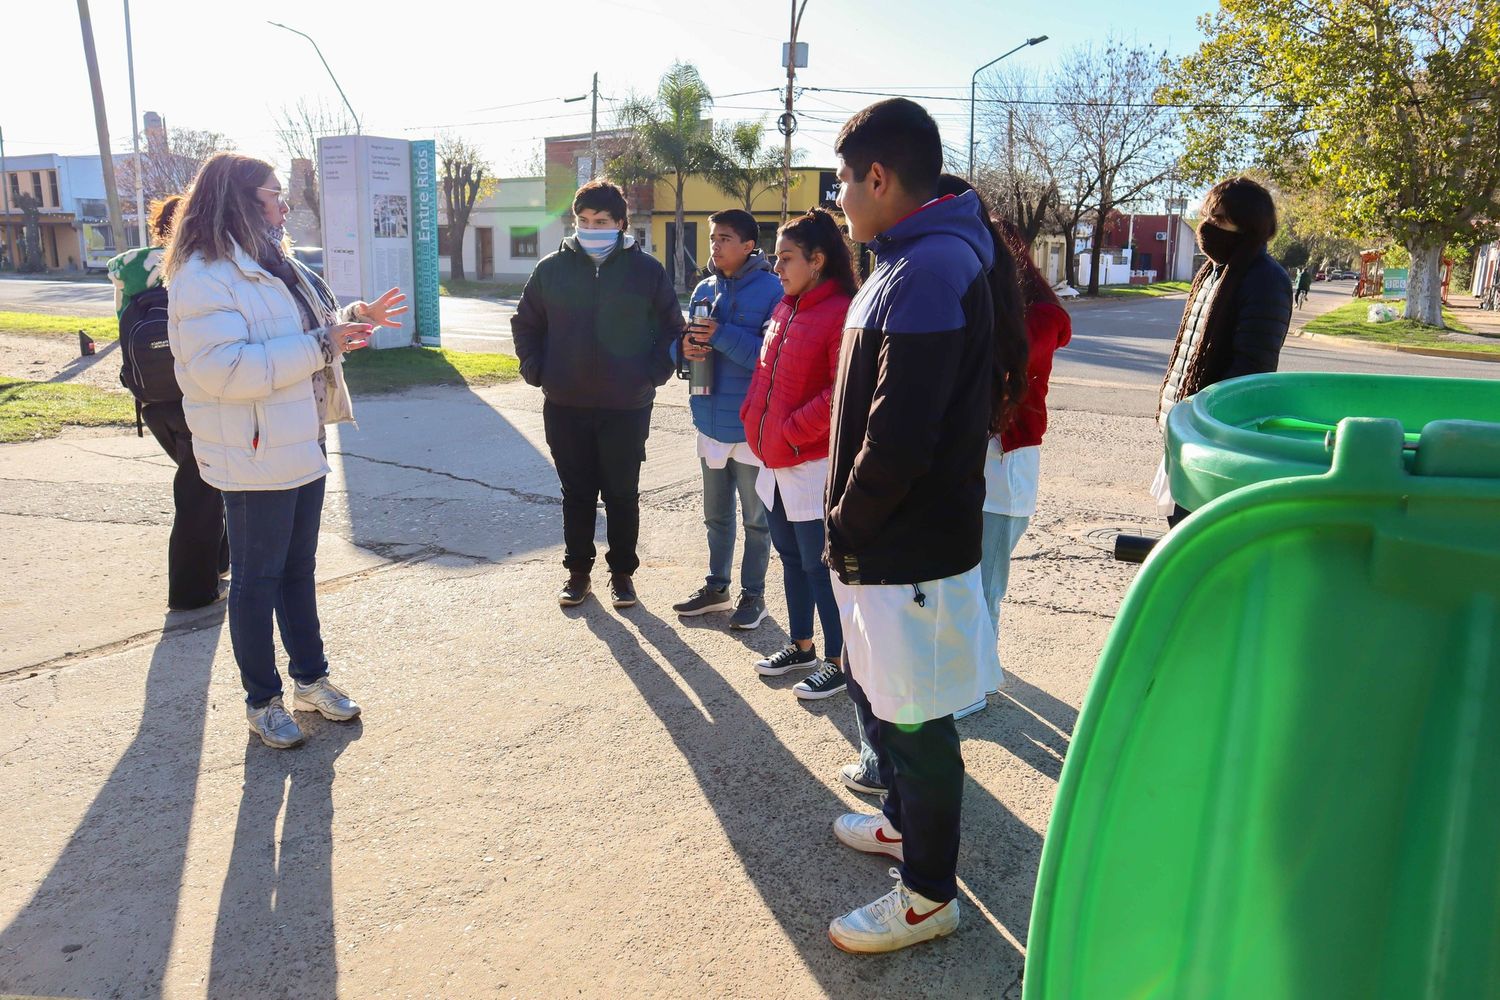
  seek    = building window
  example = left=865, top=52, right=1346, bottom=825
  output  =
left=510, top=226, right=539, bottom=259
left=30, top=172, right=43, bottom=203
left=7, top=173, right=17, bottom=203
left=437, top=225, right=452, bottom=253
left=48, top=171, right=60, bottom=209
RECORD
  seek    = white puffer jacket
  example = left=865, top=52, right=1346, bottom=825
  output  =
left=167, top=244, right=356, bottom=491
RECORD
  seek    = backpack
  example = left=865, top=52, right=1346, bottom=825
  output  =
left=118, top=285, right=181, bottom=435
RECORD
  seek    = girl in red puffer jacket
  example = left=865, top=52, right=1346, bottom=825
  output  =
left=740, top=208, right=857, bottom=701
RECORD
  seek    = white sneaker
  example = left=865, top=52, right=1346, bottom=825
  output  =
left=291, top=677, right=361, bottom=721
left=828, top=868, right=960, bottom=953
left=954, top=696, right=988, bottom=720
left=247, top=696, right=304, bottom=749
left=833, top=812, right=904, bottom=861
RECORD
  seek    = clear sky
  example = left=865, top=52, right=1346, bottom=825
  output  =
left=12, top=0, right=1214, bottom=177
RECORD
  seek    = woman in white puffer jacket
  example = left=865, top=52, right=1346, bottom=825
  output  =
left=165, top=152, right=406, bottom=749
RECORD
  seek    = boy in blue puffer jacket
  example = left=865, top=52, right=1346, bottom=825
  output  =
left=671, top=209, right=783, bottom=629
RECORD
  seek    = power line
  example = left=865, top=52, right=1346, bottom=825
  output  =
left=806, top=86, right=1305, bottom=111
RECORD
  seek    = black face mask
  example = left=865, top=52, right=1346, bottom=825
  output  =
left=1198, top=222, right=1245, bottom=265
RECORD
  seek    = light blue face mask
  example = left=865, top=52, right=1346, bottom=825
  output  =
left=576, top=228, right=620, bottom=261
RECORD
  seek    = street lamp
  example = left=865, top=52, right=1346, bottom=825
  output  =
left=969, top=35, right=1048, bottom=181
left=267, top=21, right=361, bottom=134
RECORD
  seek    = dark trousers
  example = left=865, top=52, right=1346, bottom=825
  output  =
left=765, top=488, right=842, bottom=658
left=224, top=477, right=330, bottom=707
left=141, top=401, right=228, bottom=609
left=542, top=401, right=652, bottom=576
left=1167, top=504, right=1192, bottom=528
left=846, top=668, right=964, bottom=903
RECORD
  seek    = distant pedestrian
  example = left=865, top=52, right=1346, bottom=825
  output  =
left=107, top=195, right=228, bottom=611
left=1155, top=176, right=1292, bottom=526
left=671, top=209, right=781, bottom=630
left=164, top=152, right=407, bottom=749
left=739, top=207, right=856, bottom=700
left=512, top=180, right=684, bottom=609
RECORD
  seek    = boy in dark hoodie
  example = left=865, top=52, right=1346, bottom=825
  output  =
left=512, top=180, right=684, bottom=610
left=823, top=99, right=1001, bottom=954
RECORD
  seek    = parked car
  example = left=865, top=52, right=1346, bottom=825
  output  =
left=291, top=246, right=324, bottom=279
left=1331, top=269, right=1358, bottom=280
left=1315, top=269, right=1328, bottom=281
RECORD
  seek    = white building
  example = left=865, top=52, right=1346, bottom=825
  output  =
left=1, top=153, right=117, bottom=271
left=439, top=176, right=564, bottom=286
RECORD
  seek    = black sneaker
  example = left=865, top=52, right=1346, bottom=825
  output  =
left=794, top=661, right=847, bottom=700
left=672, top=585, right=732, bottom=616
left=729, top=593, right=768, bottom=630
left=609, top=573, right=637, bottom=608
left=558, top=572, right=591, bottom=607
left=755, top=643, right=820, bottom=677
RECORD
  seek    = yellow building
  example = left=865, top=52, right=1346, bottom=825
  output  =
left=645, top=168, right=843, bottom=286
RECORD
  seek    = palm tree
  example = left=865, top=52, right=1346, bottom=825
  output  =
left=707, top=121, right=801, bottom=214
left=614, top=62, right=716, bottom=292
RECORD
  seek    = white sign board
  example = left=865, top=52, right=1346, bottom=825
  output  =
left=318, top=135, right=416, bottom=350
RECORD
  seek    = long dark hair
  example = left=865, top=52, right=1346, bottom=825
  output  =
left=936, top=175, right=1028, bottom=435
left=778, top=207, right=859, bottom=298
left=165, top=152, right=280, bottom=279
left=994, top=217, right=1060, bottom=311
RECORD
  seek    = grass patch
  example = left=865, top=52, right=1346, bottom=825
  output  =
left=1302, top=299, right=1498, bottom=353
left=0, top=378, right=134, bottom=443
left=439, top=278, right=526, bottom=299
left=1098, top=281, right=1194, bottom=298
left=0, top=311, right=119, bottom=342
left=342, top=345, right=520, bottom=395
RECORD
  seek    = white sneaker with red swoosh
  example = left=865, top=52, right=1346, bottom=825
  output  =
left=832, top=812, right=904, bottom=862
left=828, top=869, right=960, bottom=953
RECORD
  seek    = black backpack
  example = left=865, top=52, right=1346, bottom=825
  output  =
left=118, top=285, right=181, bottom=435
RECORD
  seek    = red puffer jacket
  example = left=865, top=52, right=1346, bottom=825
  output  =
left=741, top=279, right=852, bottom=469
left=1001, top=300, right=1072, bottom=451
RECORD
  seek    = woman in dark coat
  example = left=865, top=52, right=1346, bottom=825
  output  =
left=1157, top=176, right=1293, bottom=526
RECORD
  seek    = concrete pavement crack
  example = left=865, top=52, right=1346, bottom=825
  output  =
left=333, top=451, right=561, bottom=505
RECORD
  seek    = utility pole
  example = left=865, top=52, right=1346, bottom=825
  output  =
left=781, top=0, right=808, bottom=224
left=589, top=72, right=599, bottom=181
left=77, top=0, right=126, bottom=258
left=124, top=0, right=146, bottom=247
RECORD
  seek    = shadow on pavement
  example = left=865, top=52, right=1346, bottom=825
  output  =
left=574, top=601, right=1039, bottom=992
left=333, top=349, right=560, bottom=566
left=0, top=612, right=224, bottom=999
left=207, top=716, right=363, bottom=998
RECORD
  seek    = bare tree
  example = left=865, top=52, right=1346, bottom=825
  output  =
left=272, top=99, right=356, bottom=226
left=114, top=126, right=234, bottom=205
left=975, top=69, right=1058, bottom=245
left=1054, top=40, right=1179, bottom=294
left=439, top=135, right=499, bottom=282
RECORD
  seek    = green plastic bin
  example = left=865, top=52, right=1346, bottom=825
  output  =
left=1024, top=417, right=1500, bottom=999
left=1165, top=372, right=1500, bottom=511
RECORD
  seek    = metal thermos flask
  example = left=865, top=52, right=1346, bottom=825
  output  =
left=688, top=301, right=713, bottom=396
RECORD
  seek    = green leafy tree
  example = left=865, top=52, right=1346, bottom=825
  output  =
left=707, top=121, right=800, bottom=214
left=1170, top=1, right=1500, bottom=328
left=614, top=62, right=717, bottom=292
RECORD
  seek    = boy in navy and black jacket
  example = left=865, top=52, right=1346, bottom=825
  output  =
left=822, top=98, right=1002, bottom=955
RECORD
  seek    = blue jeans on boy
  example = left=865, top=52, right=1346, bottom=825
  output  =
left=702, top=456, right=769, bottom=596
left=765, top=488, right=842, bottom=659
left=224, top=477, right=330, bottom=707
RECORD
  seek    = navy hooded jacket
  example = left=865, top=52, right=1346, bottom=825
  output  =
left=825, top=190, right=996, bottom=586
left=684, top=251, right=782, bottom=442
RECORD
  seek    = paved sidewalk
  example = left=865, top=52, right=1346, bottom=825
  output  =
left=0, top=377, right=1158, bottom=998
